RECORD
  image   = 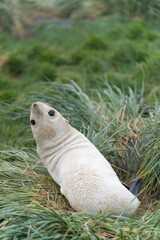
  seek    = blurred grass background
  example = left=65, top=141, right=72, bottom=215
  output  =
left=0, top=0, right=160, bottom=101
left=0, top=0, right=160, bottom=239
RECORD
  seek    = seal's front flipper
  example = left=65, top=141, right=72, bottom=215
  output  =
left=129, top=179, right=142, bottom=196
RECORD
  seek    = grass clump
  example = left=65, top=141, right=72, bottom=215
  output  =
left=137, top=113, right=160, bottom=197
left=27, top=45, right=64, bottom=66
left=70, top=49, right=86, bottom=64
left=103, top=81, right=145, bottom=120
left=128, top=20, right=146, bottom=39
left=110, top=41, right=148, bottom=66
left=29, top=62, right=57, bottom=81
left=84, top=36, right=108, bottom=50
left=54, top=0, right=160, bottom=19
left=2, top=53, right=26, bottom=76
left=0, top=80, right=160, bottom=238
left=81, top=55, right=108, bottom=72
left=0, top=0, right=37, bottom=38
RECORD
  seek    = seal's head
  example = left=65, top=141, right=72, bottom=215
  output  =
left=30, top=102, right=69, bottom=144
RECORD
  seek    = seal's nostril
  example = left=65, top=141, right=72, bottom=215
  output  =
left=33, top=103, right=37, bottom=107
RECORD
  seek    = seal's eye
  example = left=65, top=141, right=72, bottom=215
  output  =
left=31, top=120, right=36, bottom=125
left=48, top=110, right=55, bottom=117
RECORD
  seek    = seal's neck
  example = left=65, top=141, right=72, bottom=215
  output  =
left=36, top=125, right=78, bottom=152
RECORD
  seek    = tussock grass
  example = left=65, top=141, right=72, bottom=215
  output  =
left=137, top=113, right=160, bottom=197
left=0, top=6, right=160, bottom=237
left=0, top=81, right=160, bottom=238
left=55, top=0, right=160, bottom=19
left=0, top=149, right=159, bottom=239
left=1, top=80, right=159, bottom=186
left=0, top=0, right=37, bottom=38
left=103, top=81, right=145, bottom=120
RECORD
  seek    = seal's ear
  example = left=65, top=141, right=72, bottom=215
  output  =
left=62, top=115, right=69, bottom=123
left=65, top=119, right=69, bottom=123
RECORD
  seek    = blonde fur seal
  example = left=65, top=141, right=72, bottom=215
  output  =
left=30, top=102, right=140, bottom=217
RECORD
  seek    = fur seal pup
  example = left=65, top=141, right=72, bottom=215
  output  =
left=30, top=102, right=140, bottom=217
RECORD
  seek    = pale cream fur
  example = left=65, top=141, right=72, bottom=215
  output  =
left=30, top=102, right=140, bottom=217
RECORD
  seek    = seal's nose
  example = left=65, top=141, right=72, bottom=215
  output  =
left=32, top=103, right=37, bottom=107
